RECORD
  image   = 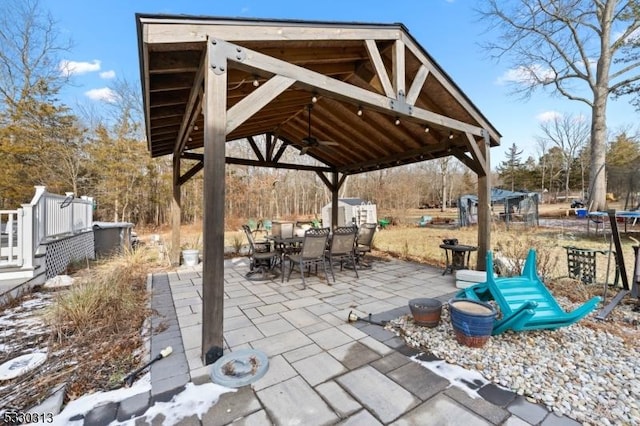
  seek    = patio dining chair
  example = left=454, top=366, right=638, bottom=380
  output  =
left=284, top=227, right=331, bottom=288
left=242, top=225, right=278, bottom=281
left=325, top=226, right=359, bottom=281
left=354, top=223, right=377, bottom=268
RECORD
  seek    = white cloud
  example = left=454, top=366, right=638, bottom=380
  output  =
left=613, top=27, right=640, bottom=44
left=99, top=70, right=116, bottom=79
left=85, top=87, right=117, bottom=103
left=536, top=111, right=562, bottom=122
left=496, top=64, right=555, bottom=85
left=59, top=59, right=101, bottom=77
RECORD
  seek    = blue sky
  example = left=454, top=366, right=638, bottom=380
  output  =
left=42, top=0, right=639, bottom=165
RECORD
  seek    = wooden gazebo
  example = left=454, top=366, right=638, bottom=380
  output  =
left=136, top=15, right=501, bottom=364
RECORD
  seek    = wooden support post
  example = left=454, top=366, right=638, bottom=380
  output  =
left=201, top=40, right=227, bottom=365
left=331, top=172, right=339, bottom=229
left=476, top=130, right=491, bottom=271
left=171, top=156, right=181, bottom=266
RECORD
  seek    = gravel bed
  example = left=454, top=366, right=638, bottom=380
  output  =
left=387, top=299, right=640, bottom=425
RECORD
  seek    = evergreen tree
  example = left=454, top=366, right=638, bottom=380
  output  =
left=496, top=143, right=524, bottom=191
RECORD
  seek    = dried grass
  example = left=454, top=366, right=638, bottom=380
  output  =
left=0, top=245, right=162, bottom=412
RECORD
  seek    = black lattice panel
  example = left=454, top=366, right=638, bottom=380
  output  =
left=566, top=247, right=598, bottom=284
left=44, top=231, right=95, bottom=279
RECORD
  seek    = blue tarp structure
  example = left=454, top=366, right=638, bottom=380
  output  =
left=458, top=188, right=539, bottom=227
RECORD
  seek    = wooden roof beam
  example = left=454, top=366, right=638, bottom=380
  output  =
left=210, top=39, right=485, bottom=137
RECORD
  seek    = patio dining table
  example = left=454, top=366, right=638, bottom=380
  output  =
left=266, top=235, right=305, bottom=265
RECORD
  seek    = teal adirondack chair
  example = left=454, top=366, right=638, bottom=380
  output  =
left=456, top=249, right=601, bottom=335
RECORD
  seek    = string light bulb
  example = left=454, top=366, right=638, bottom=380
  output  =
left=357, top=106, right=363, bottom=117
left=311, top=96, right=318, bottom=103
left=395, top=118, right=401, bottom=126
left=424, top=126, right=430, bottom=133
left=252, top=78, right=259, bottom=87
left=448, top=132, right=454, bottom=139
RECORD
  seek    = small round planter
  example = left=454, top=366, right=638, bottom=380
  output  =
left=448, top=298, right=497, bottom=348
left=182, top=249, right=200, bottom=266
left=408, top=298, right=443, bottom=328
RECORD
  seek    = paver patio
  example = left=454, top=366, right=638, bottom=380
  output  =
left=136, top=256, right=581, bottom=425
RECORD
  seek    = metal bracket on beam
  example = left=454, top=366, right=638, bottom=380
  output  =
left=209, top=39, right=245, bottom=75
left=389, top=91, right=413, bottom=115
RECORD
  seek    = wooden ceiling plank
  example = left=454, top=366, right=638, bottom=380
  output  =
left=406, top=65, right=429, bottom=106
left=364, top=40, right=395, bottom=98
left=226, top=75, right=295, bottom=134
left=310, top=103, right=383, bottom=161
left=149, top=50, right=202, bottom=73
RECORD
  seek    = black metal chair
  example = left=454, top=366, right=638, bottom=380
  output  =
left=284, top=227, right=331, bottom=288
left=242, top=225, right=278, bottom=281
left=325, top=226, right=359, bottom=281
left=354, top=223, right=377, bottom=268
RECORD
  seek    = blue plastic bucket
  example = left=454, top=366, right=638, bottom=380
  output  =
left=576, top=208, right=587, bottom=218
left=448, top=298, right=496, bottom=347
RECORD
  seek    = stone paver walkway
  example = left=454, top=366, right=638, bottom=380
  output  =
left=82, top=256, right=581, bottom=425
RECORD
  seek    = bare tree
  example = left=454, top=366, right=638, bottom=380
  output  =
left=0, top=0, right=71, bottom=118
left=536, top=138, right=549, bottom=200
left=537, top=113, right=589, bottom=201
left=478, top=0, right=640, bottom=211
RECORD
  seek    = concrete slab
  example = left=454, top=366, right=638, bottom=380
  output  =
left=201, top=386, right=261, bottom=426
left=308, top=327, right=354, bottom=350
left=292, top=351, right=347, bottom=386
left=358, top=336, right=394, bottom=356
left=282, top=343, right=324, bottom=364
left=370, top=351, right=412, bottom=374
left=279, top=308, right=321, bottom=328
left=387, top=360, right=450, bottom=401
left=328, top=341, right=381, bottom=370
left=390, top=394, right=491, bottom=426
left=257, top=376, right=338, bottom=426
left=316, top=381, right=362, bottom=418
left=224, top=325, right=265, bottom=347
left=252, top=355, right=298, bottom=391
left=503, top=416, right=534, bottom=426
left=507, top=396, right=551, bottom=425
left=445, top=386, right=511, bottom=425
left=336, top=366, right=420, bottom=423
left=250, top=329, right=313, bottom=356
left=337, top=409, right=383, bottom=426
left=230, top=409, right=273, bottom=425
left=254, top=318, right=296, bottom=337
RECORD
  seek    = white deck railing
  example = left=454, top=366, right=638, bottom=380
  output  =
left=0, top=209, right=22, bottom=267
left=0, top=186, right=93, bottom=271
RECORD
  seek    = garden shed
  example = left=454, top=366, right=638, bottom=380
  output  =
left=321, top=198, right=377, bottom=228
left=459, top=189, right=539, bottom=227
